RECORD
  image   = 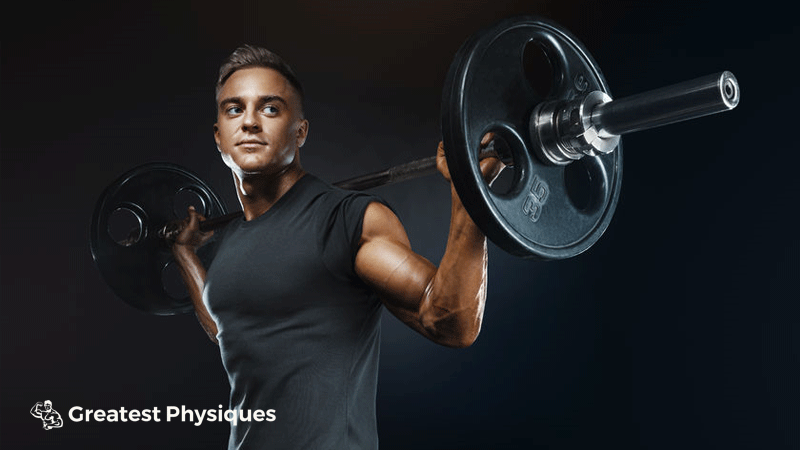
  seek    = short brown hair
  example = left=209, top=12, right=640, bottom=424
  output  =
left=216, top=45, right=305, bottom=113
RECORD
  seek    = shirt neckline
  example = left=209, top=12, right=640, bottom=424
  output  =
left=235, top=173, right=317, bottom=229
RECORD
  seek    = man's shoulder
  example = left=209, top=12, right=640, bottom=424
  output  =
left=301, top=173, right=387, bottom=208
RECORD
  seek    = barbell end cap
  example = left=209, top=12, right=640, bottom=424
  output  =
left=720, top=71, right=740, bottom=110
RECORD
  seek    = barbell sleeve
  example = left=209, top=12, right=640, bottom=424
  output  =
left=532, top=71, right=740, bottom=164
left=591, top=71, right=739, bottom=137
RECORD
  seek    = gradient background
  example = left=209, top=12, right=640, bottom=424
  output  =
left=2, top=1, right=797, bottom=449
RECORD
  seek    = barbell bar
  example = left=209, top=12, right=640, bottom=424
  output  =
left=162, top=70, right=738, bottom=239
left=90, top=16, right=741, bottom=315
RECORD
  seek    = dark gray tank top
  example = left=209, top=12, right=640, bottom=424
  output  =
left=204, top=174, right=384, bottom=449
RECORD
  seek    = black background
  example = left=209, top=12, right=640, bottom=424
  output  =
left=2, top=1, right=797, bottom=449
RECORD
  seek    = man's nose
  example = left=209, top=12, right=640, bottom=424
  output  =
left=242, top=109, right=260, bottom=132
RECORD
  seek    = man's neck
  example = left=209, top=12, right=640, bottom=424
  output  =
left=233, top=163, right=307, bottom=221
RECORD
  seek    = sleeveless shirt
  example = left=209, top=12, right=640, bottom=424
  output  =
left=203, top=174, right=384, bottom=449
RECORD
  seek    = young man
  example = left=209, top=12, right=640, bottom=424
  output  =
left=172, top=45, right=502, bottom=449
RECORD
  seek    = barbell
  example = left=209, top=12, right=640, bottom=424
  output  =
left=90, top=16, right=740, bottom=315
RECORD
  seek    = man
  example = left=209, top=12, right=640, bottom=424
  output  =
left=30, top=400, right=63, bottom=430
left=172, top=45, right=503, bottom=449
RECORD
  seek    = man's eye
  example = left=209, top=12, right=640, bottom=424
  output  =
left=263, top=105, right=279, bottom=115
left=226, top=106, right=243, bottom=115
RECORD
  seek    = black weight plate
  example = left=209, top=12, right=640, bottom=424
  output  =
left=442, top=16, right=622, bottom=259
left=90, top=163, right=227, bottom=315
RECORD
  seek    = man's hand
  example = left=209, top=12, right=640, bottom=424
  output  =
left=172, top=206, right=215, bottom=253
left=169, top=205, right=219, bottom=344
left=435, top=133, right=505, bottom=185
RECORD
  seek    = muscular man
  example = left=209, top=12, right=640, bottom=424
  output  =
left=172, top=45, right=503, bottom=449
left=30, top=400, right=63, bottom=430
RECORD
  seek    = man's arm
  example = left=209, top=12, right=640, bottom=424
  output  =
left=172, top=206, right=219, bottom=344
left=355, top=140, right=503, bottom=348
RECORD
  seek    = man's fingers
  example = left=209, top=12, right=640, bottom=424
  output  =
left=438, top=135, right=506, bottom=185
left=186, top=206, right=208, bottom=226
left=480, top=132, right=496, bottom=148
left=436, top=141, right=452, bottom=182
left=480, top=156, right=506, bottom=184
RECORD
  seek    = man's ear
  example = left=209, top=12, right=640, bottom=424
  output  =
left=296, top=119, right=309, bottom=148
left=213, top=123, right=221, bottom=151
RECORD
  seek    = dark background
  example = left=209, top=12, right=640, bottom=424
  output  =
left=2, top=1, right=797, bottom=449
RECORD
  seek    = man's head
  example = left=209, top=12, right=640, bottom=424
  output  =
left=216, top=45, right=305, bottom=117
left=214, top=46, right=309, bottom=178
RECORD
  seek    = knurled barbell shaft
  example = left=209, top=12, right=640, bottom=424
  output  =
left=333, top=155, right=441, bottom=191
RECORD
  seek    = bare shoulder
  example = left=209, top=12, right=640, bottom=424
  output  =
left=359, top=201, right=410, bottom=248
left=355, top=201, right=436, bottom=326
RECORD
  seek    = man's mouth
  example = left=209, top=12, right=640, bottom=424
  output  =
left=237, top=139, right=267, bottom=146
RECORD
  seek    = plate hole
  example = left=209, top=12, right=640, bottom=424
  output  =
left=523, top=40, right=554, bottom=98
left=161, top=261, right=188, bottom=300
left=107, top=207, right=144, bottom=247
left=173, top=188, right=207, bottom=218
left=564, top=159, right=593, bottom=211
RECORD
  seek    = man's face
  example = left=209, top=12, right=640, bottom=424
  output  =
left=214, top=67, right=308, bottom=177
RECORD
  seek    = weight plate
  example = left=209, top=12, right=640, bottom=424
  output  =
left=90, top=163, right=227, bottom=315
left=442, top=15, right=623, bottom=259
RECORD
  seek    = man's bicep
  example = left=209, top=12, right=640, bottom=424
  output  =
left=354, top=202, right=437, bottom=331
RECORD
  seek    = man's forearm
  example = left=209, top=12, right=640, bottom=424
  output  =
left=172, top=246, right=219, bottom=344
left=419, top=184, right=489, bottom=348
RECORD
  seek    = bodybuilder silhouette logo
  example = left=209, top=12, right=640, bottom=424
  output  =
left=31, top=400, right=64, bottom=430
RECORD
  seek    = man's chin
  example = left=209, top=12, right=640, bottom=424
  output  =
left=232, top=165, right=266, bottom=177
left=222, top=154, right=264, bottom=175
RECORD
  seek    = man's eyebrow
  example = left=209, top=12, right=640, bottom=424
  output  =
left=218, top=95, right=289, bottom=109
left=218, top=96, right=242, bottom=108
